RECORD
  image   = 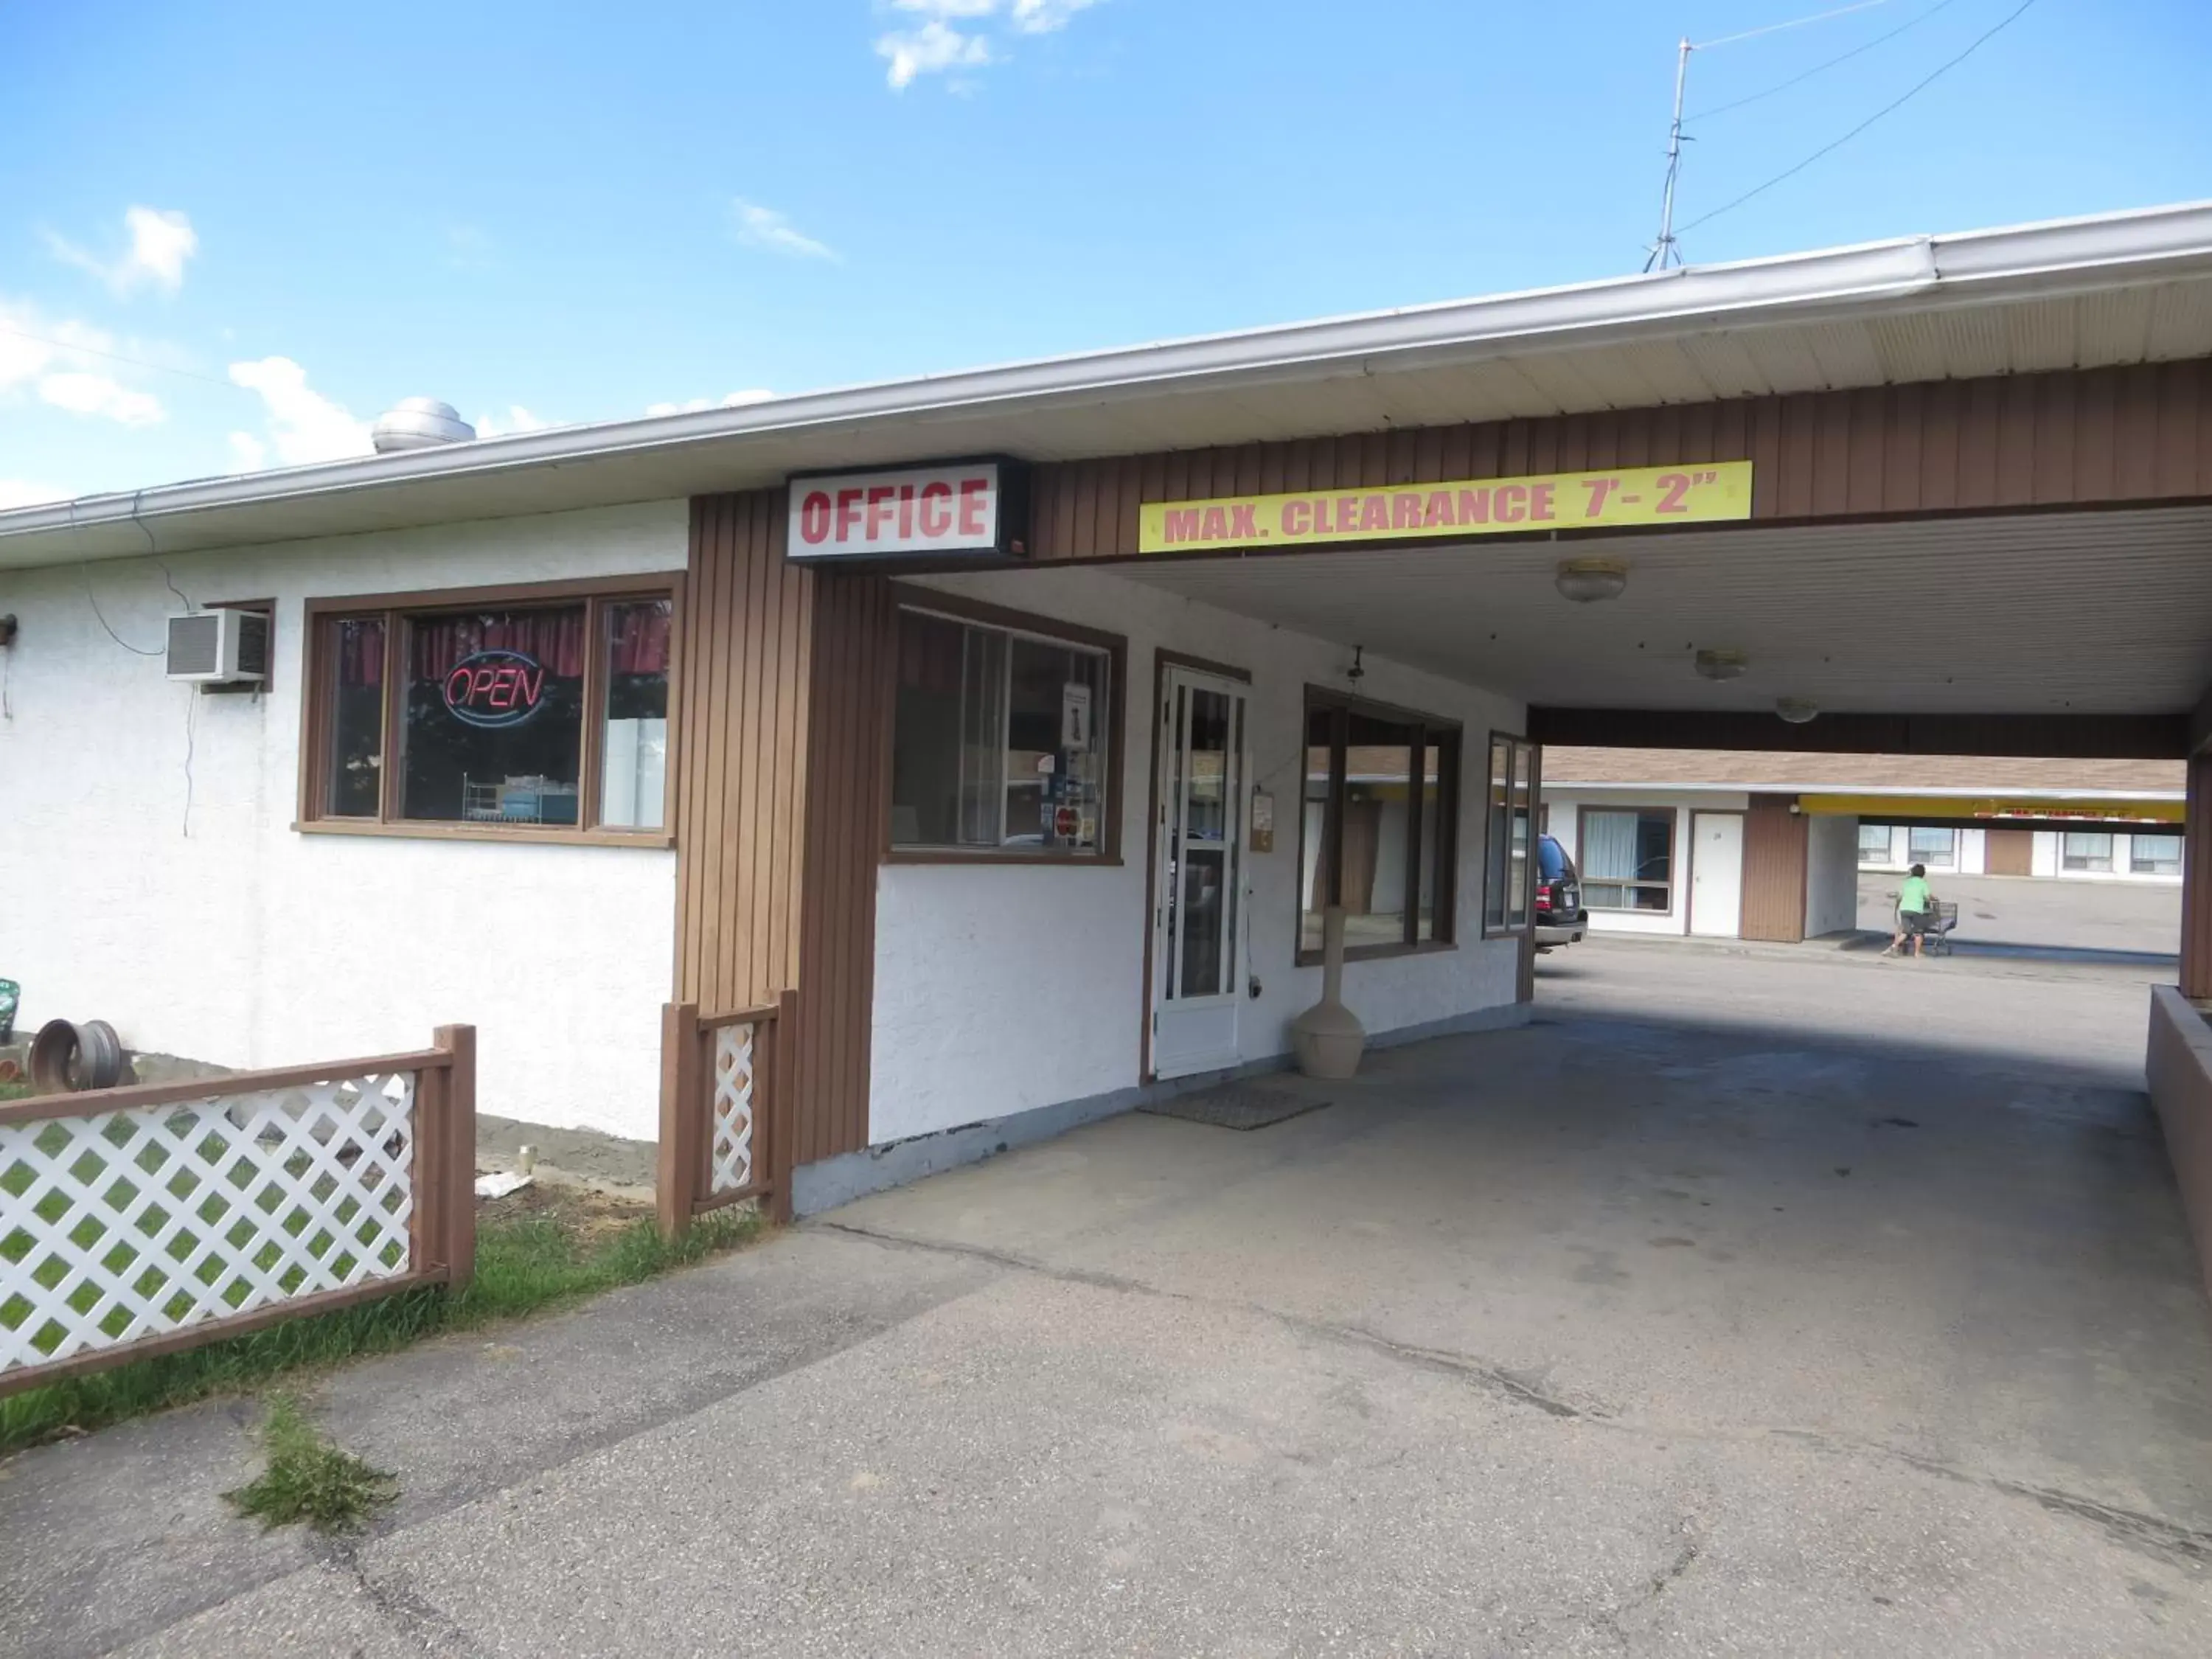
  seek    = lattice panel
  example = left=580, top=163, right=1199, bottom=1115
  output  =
left=1, top=1073, right=417, bottom=1380
left=708, top=1024, right=757, bottom=1194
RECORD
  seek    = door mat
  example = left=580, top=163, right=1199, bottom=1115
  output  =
left=1139, top=1082, right=1330, bottom=1131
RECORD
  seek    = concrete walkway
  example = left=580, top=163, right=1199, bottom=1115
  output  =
left=6, top=942, right=2212, bottom=1656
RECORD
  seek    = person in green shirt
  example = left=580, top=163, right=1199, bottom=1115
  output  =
left=1886, top=863, right=1938, bottom=957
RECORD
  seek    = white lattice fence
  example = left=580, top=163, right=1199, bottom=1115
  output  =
left=658, top=997, right=790, bottom=1240
left=0, top=1029, right=474, bottom=1395
left=709, top=1023, right=758, bottom=1195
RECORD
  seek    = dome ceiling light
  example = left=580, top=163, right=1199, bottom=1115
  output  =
left=1775, top=697, right=1820, bottom=724
left=1554, top=558, right=1630, bottom=603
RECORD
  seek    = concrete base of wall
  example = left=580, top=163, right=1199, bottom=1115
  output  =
left=791, top=1001, right=1534, bottom=1217
left=2145, top=984, right=2212, bottom=1305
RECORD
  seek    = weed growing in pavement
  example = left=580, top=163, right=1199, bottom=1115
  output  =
left=223, top=1394, right=397, bottom=1534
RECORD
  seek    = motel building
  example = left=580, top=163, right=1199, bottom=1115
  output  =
left=9, top=201, right=2212, bottom=1237
left=1542, top=749, right=2186, bottom=943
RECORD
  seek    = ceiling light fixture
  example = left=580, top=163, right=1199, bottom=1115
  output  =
left=1554, top=558, right=1630, bottom=603
left=1693, top=648, right=1749, bottom=681
left=1775, top=697, right=1820, bottom=725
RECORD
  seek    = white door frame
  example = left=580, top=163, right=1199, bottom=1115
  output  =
left=1688, top=809, right=1746, bottom=938
left=1149, top=663, right=1249, bottom=1080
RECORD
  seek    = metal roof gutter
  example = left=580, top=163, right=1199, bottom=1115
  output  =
left=7, top=198, right=2212, bottom=550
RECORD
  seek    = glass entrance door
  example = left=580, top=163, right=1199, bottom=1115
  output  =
left=1152, top=667, right=1247, bottom=1079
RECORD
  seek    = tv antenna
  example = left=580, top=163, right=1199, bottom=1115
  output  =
left=1644, top=0, right=1908, bottom=272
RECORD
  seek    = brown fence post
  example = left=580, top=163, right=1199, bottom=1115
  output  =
left=434, top=1024, right=477, bottom=1290
left=771, top=990, right=799, bottom=1224
left=658, top=1002, right=700, bottom=1242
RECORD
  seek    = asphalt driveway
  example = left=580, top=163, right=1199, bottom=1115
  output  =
left=6, top=939, right=2211, bottom=1656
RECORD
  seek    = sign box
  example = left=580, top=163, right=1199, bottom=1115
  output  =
left=787, top=459, right=1029, bottom=562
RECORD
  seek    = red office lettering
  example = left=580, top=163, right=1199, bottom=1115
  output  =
left=1457, top=487, right=1491, bottom=524
left=1200, top=506, right=1229, bottom=540
left=865, top=484, right=897, bottom=540
left=957, top=476, right=991, bottom=538
left=1582, top=476, right=1620, bottom=518
left=919, top=481, right=953, bottom=536
left=1423, top=490, right=1455, bottom=527
left=1359, top=494, right=1389, bottom=532
left=1391, top=492, right=1422, bottom=529
left=1281, top=499, right=1312, bottom=536
left=1528, top=481, right=1557, bottom=521
left=1229, top=504, right=1259, bottom=538
left=1495, top=484, right=1528, bottom=523
left=835, top=488, right=864, bottom=541
left=898, top=483, right=916, bottom=538
left=799, top=490, right=833, bottom=544
left=1163, top=507, right=1201, bottom=543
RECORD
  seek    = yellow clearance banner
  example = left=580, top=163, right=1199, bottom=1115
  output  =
left=1136, top=461, right=1753, bottom=554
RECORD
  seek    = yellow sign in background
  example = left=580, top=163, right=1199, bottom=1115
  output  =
left=1136, top=460, right=1753, bottom=554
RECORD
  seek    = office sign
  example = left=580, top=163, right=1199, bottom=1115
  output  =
left=1136, top=461, right=1753, bottom=554
left=787, top=459, right=1027, bottom=560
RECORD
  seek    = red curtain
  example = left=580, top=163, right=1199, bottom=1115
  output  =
left=606, top=601, right=671, bottom=678
left=333, top=618, right=385, bottom=689
left=411, top=607, right=588, bottom=681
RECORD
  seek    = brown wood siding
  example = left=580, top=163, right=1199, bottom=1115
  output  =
left=793, top=571, right=897, bottom=1165
left=1026, top=362, right=2212, bottom=561
left=2184, top=754, right=2212, bottom=1001
left=1739, top=794, right=1808, bottom=945
left=1985, top=828, right=2035, bottom=877
left=677, top=493, right=886, bottom=1167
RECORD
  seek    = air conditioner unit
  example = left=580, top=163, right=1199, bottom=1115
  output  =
left=166, top=608, right=271, bottom=684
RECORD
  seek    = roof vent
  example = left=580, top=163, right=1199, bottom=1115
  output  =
left=372, top=397, right=476, bottom=454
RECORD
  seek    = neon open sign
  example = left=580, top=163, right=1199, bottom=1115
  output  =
left=443, top=650, right=547, bottom=728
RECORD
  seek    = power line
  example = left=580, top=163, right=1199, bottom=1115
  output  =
left=0, top=323, right=236, bottom=390
left=1677, top=0, right=2046, bottom=239
left=1695, top=0, right=1901, bottom=51
left=1691, top=0, right=1964, bottom=120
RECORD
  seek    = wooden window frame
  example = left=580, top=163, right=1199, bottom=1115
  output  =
left=1481, top=731, right=1539, bottom=939
left=1295, top=686, right=1461, bottom=967
left=882, top=583, right=1127, bottom=867
left=1575, top=804, right=1680, bottom=916
left=296, top=573, right=684, bottom=847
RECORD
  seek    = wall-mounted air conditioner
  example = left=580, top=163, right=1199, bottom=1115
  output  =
left=165, top=608, right=271, bottom=684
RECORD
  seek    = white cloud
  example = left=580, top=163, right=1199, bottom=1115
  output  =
left=1010, top=0, right=1099, bottom=30
left=226, top=356, right=372, bottom=466
left=227, top=431, right=268, bottom=472
left=46, top=206, right=198, bottom=298
left=733, top=200, right=838, bottom=260
left=476, top=405, right=555, bottom=438
left=645, top=389, right=776, bottom=417
left=877, top=18, right=994, bottom=88
left=0, top=299, right=167, bottom=426
left=37, top=370, right=164, bottom=427
left=873, top=1, right=1098, bottom=88
left=0, top=480, right=68, bottom=509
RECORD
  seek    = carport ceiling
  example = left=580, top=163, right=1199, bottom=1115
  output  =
left=1113, top=504, right=2212, bottom=716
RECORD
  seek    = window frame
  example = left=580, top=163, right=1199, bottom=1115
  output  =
left=882, top=584, right=1127, bottom=866
left=296, top=573, right=684, bottom=846
left=1295, top=686, right=1461, bottom=967
left=2062, top=830, right=2115, bottom=873
left=2131, top=833, right=2183, bottom=875
left=1576, top=804, right=1679, bottom=915
left=1907, top=825, right=1958, bottom=869
left=1481, top=732, right=1538, bottom=939
left=1857, top=824, right=1894, bottom=866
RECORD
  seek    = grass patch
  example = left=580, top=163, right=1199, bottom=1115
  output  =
left=1, top=1187, right=761, bottom=1455
left=223, top=1394, right=396, bottom=1534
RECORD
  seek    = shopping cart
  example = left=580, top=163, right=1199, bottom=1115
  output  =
left=1895, top=900, right=1959, bottom=956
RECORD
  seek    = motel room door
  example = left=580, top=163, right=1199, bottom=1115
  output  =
left=1151, top=666, right=1248, bottom=1079
left=1689, top=811, right=1745, bottom=937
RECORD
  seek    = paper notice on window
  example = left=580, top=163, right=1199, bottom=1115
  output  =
left=1061, top=684, right=1093, bottom=752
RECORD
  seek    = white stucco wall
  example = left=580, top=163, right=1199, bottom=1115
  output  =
left=867, top=564, right=1526, bottom=1146
left=1543, top=790, right=1750, bottom=937
left=1804, top=814, right=1861, bottom=938
left=0, top=502, right=685, bottom=1141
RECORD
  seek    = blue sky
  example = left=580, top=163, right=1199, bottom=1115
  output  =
left=2, top=0, right=2208, bottom=503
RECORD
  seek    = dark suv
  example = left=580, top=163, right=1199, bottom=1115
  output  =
left=1534, top=833, right=1587, bottom=949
